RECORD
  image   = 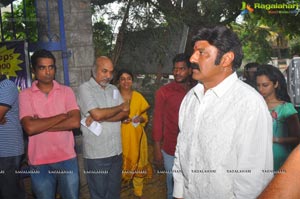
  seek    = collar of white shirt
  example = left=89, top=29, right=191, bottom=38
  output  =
left=194, top=72, right=238, bottom=99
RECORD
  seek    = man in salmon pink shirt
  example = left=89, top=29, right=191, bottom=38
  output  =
left=19, top=49, right=80, bottom=199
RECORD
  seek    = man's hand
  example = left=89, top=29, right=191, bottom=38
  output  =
left=85, top=116, right=94, bottom=127
left=0, top=105, right=9, bottom=125
left=122, top=117, right=131, bottom=124
left=0, top=117, right=6, bottom=125
left=153, top=142, right=164, bottom=170
left=21, top=113, right=70, bottom=135
left=132, top=115, right=144, bottom=123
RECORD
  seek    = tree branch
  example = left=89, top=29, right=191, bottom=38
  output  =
left=111, top=0, right=133, bottom=65
left=91, top=0, right=117, bottom=7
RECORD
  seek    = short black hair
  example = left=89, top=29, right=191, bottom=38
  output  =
left=31, top=49, right=56, bottom=71
left=192, top=26, right=243, bottom=70
left=116, top=68, right=134, bottom=81
left=244, top=62, right=259, bottom=70
left=172, top=53, right=191, bottom=68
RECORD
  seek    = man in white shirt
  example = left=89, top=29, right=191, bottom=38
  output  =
left=173, top=26, right=273, bottom=199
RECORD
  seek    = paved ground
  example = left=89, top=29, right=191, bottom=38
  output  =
left=24, top=136, right=167, bottom=199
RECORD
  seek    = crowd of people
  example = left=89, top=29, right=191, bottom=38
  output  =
left=1, top=25, right=300, bottom=199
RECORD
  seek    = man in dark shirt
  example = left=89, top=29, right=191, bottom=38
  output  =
left=243, top=62, right=260, bottom=88
left=152, top=53, right=193, bottom=199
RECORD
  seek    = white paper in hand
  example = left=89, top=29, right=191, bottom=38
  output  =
left=81, top=118, right=102, bottom=136
left=131, top=115, right=140, bottom=128
left=113, top=89, right=119, bottom=100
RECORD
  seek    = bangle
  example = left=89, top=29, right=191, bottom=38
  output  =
left=274, top=137, right=280, bottom=143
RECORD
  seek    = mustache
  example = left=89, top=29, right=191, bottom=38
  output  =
left=191, top=63, right=200, bottom=70
left=103, top=76, right=113, bottom=82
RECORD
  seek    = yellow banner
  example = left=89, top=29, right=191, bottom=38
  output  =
left=0, top=45, right=23, bottom=77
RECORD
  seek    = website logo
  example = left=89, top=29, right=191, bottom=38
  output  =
left=241, top=1, right=300, bottom=16
left=241, top=2, right=254, bottom=15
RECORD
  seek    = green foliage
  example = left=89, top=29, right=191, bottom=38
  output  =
left=91, top=0, right=242, bottom=56
left=1, top=0, right=37, bottom=42
left=250, top=0, right=300, bottom=37
left=290, top=37, right=300, bottom=56
left=93, top=19, right=114, bottom=57
left=232, top=0, right=300, bottom=63
left=93, top=0, right=300, bottom=65
left=232, top=15, right=273, bottom=63
left=125, top=1, right=167, bottom=31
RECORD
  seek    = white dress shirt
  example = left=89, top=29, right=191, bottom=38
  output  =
left=173, top=72, right=273, bottom=199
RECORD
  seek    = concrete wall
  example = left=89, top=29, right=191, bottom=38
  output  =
left=116, top=25, right=189, bottom=74
left=35, top=1, right=93, bottom=189
left=35, top=0, right=94, bottom=93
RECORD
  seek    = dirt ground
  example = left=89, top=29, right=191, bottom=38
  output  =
left=23, top=136, right=167, bottom=199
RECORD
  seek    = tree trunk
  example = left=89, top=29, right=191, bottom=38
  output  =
left=111, top=0, right=132, bottom=66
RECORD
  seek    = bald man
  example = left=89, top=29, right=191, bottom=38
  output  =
left=77, top=56, right=129, bottom=199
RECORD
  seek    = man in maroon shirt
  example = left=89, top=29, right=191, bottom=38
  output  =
left=152, top=53, right=193, bottom=199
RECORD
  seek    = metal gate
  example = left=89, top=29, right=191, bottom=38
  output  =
left=0, top=0, right=70, bottom=85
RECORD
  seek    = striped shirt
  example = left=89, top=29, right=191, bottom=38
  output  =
left=0, top=79, right=24, bottom=157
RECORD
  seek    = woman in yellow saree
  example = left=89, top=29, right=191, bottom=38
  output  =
left=117, top=69, right=152, bottom=198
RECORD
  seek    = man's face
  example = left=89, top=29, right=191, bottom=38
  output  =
left=190, top=40, right=223, bottom=83
left=34, top=58, right=55, bottom=85
left=172, top=61, right=190, bottom=83
left=247, top=67, right=257, bottom=81
left=95, top=60, right=114, bottom=87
